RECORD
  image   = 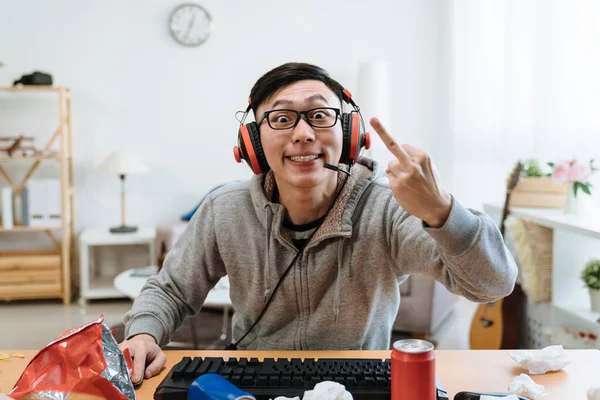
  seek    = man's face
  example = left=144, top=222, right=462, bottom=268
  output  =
left=256, top=80, right=343, bottom=190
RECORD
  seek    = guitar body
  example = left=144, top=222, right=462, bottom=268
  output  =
left=469, top=300, right=504, bottom=350
left=469, top=161, right=525, bottom=350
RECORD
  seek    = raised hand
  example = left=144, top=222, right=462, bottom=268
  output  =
left=370, top=118, right=452, bottom=228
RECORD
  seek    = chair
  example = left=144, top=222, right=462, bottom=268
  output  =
left=393, top=275, right=458, bottom=339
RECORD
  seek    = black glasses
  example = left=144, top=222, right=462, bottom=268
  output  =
left=259, top=107, right=341, bottom=130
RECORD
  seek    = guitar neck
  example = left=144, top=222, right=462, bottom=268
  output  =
left=499, top=192, right=511, bottom=237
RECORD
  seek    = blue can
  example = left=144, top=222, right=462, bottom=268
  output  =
left=188, top=373, right=256, bottom=400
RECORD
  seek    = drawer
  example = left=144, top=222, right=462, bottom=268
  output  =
left=0, top=251, right=60, bottom=272
left=0, top=282, right=63, bottom=300
left=0, top=268, right=61, bottom=285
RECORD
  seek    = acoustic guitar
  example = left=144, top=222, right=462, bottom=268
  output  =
left=469, top=161, right=525, bottom=350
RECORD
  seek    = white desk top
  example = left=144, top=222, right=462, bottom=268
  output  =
left=80, top=227, right=157, bottom=245
left=113, top=267, right=232, bottom=307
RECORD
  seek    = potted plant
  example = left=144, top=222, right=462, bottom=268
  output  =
left=581, top=258, right=600, bottom=312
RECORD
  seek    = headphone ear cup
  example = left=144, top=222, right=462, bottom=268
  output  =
left=340, top=113, right=352, bottom=165
left=236, top=122, right=269, bottom=174
left=340, top=113, right=361, bottom=165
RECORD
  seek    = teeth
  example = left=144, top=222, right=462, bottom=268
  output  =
left=289, top=155, right=319, bottom=162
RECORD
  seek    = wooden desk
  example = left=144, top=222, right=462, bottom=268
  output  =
left=1, top=350, right=599, bottom=399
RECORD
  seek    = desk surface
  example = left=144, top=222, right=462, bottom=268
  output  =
left=1, top=349, right=599, bottom=399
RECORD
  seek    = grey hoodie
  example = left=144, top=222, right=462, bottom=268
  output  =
left=124, top=157, right=517, bottom=350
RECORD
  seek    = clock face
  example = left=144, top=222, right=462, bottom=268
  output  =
left=169, top=3, right=212, bottom=47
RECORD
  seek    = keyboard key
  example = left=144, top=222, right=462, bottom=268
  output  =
left=171, top=357, right=191, bottom=379
left=231, top=375, right=242, bottom=385
left=206, top=358, right=224, bottom=374
left=281, top=376, right=292, bottom=387
left=226, top=357, right=237, bottom=366
left=376, top=377, right=387, bottom=387
left=269, top=376, right=280, bottom=387
left=184, top=358, right=203, bottom=379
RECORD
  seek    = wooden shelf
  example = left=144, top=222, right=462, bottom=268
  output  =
left=0, top=86, right=67, bottom=93
left=0, top=226, right=62, bottom=232
left=0, top=155, right=61, bottom=162
left=0, top=85, right=74, bottom=304
left=484, top=202, right=600, bottom=239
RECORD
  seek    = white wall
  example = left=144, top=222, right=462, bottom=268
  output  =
left=443, top=0, right=600, bottom=210
left=0, top=0, right=444, bottom=234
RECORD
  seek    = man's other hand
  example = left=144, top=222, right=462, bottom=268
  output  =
left=118, top=334, right=166, bottom=384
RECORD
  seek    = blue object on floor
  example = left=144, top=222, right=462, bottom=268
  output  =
left=188, top=373, right=255, bottom=400
left=181, top=182, right=238, bottom=221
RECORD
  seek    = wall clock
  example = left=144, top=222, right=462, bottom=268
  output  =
left=169, top=3, right=212, bottom=47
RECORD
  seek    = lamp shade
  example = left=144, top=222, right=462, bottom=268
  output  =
left=97, top=151, right=148, bottom=174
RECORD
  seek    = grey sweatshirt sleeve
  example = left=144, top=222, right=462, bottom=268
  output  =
left=387, top=194, right=518, bottom=303
left=123, top=197, right=226, bottom=346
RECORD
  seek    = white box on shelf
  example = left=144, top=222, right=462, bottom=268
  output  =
left=26, top=178, right=61, bottom=227
left=1, top=187, right=14, bottom=228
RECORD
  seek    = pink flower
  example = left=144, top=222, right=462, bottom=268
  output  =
left=568, top=160, right=591, bottom=183
left=552, top=161, right=571, bottom=184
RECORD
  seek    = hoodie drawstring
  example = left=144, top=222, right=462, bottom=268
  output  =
left=334, top=239, right=345, bottom=322
left=264, top=206, right=273, bottom=303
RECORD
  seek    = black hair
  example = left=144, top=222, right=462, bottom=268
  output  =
left=249, top=62, right=345, bottom=115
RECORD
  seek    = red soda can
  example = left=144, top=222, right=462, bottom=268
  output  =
left=391, top=338, right=436, bottom=400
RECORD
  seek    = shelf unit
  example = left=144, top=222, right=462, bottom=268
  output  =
left=0, top=86, right=74, bottom=304
left=484, top=203, right=600, bottom=345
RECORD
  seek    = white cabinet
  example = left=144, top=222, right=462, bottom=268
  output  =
left=484, top=203, right=600, bottom=347
left=78, top=227, right=156, bottom=306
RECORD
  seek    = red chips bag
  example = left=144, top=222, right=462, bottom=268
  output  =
left=9, top=315, right=135, bottom=400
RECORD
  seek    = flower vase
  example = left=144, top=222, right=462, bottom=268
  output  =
left=564, top=190, right=580, bottom=214
left=590, top=288, right=600, bottom=313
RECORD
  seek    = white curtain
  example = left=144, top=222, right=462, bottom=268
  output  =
left=441, top=0, right=600, bottom=210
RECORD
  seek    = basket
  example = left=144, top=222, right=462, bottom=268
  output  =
left=506, top=219, right=553, bottom=303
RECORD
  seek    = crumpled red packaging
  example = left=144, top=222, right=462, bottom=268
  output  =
left=8, top=315, right=135, bottom=400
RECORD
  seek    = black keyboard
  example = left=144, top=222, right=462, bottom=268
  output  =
left=154, top=356, right=449, bottom=400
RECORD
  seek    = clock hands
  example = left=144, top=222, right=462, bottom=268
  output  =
left=185, top=13, right=196, bottom=43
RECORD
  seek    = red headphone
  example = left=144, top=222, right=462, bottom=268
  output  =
left=233, top=88, right=371, bottom=175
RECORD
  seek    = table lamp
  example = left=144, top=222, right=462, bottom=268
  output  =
left=97, top=151, right=148, bottom=233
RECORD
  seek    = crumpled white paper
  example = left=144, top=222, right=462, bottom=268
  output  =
left=508, top=373, right=546, bottom=400
left=507, top=345, right=570, bottom=374
left=588, top=387, right=600, bottom=400
left=481, top=395, right=519, bottom=400
left=273, top=381, right=352, bottom=400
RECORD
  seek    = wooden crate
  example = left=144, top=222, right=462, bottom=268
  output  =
left=509, top=177, right=568, bottom=208
left=0, top=250, right=62, bottom=300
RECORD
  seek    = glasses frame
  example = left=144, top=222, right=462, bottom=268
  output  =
left=259, top=107, right=341, bottom=130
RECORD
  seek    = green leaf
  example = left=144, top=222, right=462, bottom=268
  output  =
left=581, top=184, right=591, bottom=195
left=573, top=182, right=580, bottom=197
left=547, top=162, right=555, bottom=168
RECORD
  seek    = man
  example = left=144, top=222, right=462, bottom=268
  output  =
left=119, top=62, right=518, bottom=384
